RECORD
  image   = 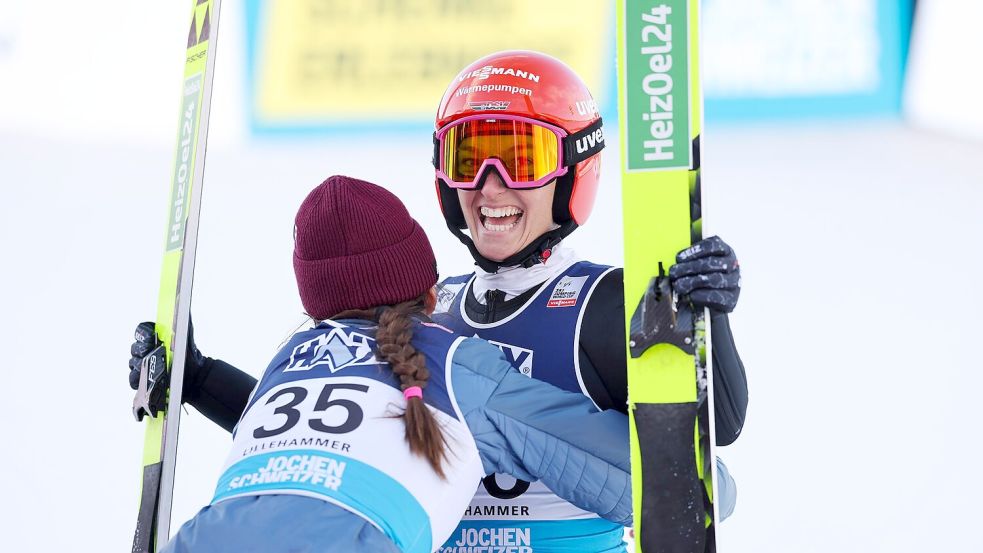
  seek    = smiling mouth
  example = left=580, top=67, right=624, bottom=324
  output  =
left=479, top=205, right=524, bottom=232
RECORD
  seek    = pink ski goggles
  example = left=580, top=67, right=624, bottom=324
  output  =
left=434, top=114, right=605, bottom=190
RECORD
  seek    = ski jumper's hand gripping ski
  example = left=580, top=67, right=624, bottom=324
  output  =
left=132, top=1, right=221, bottom=551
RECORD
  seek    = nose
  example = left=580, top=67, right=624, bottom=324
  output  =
left=480, top=170, right=508, bottom=197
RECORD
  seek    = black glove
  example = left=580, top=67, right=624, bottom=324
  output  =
left=669, top=235, right=741, bottom=313
left=128, top=319, right=208, bottom=400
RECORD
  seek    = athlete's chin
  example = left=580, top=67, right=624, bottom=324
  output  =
left=475, top=243, right=519, bottom=263
left=473, top=236, right=528, bottom=263
left=472, top=228, right=528, bottom=262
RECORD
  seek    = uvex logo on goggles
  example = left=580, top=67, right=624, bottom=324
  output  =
left=433, top=115, right=605, bottom=190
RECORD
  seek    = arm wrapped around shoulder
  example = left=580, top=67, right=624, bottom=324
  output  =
left=451, top=338, right=633, bottom=526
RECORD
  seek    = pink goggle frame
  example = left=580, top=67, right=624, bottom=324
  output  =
left=434, top=114, right=571, bottom=190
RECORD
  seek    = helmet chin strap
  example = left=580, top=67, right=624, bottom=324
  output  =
left=442, top=163, right=581, bottom=273
left=448, top=219, right=578, bottom=274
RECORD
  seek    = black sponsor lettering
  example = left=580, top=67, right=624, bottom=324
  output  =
left=463, top=505, right=531, bottom=517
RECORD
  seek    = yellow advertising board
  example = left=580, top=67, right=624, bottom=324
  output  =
left=246, top=0, right=612, bottom=130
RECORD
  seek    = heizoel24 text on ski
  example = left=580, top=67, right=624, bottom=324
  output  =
left=617, top=1, right=718, bottom=551
left=132, top=1, right=222, bottom=551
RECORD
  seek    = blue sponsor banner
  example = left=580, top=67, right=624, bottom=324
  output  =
left=214, top=449, right=433, bottom=552
left=702, top=0, right=914, bottom=121
left=438, top=518, right=623, bottom=553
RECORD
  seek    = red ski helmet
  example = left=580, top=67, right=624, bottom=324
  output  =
left=433, top=50, right=605, bottom=271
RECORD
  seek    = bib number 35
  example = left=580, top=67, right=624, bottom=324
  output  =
left=253, top=383, right=369, bottom=439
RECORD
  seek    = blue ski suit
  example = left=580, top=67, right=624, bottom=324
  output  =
left=432, top=250, right=738, bottom=553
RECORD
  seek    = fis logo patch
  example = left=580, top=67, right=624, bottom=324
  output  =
left=284, top=325, right=380, bottom=373
left=547, top=276, right=589, bottom=308
left=434, top=282, right=465, bottom=315
left=486, top=338, right=534, bottom=377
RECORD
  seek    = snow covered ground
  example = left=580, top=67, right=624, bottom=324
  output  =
left=2, top=2, right=982, bottom=551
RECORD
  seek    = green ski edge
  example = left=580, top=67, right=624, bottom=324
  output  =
left=617, top=1, right=716, bottom=552
left=133, top=1, right=221, bottom=552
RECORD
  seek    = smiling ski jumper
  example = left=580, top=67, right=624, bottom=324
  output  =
left=430, top=51, right=745, bottom=553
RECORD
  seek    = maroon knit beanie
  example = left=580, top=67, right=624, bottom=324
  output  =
left=293, top=175, right=438, bottom=320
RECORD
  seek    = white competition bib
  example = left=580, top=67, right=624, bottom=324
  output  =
left=213, top=369, right=483, bottom=553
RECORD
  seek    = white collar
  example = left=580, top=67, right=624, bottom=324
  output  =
left=471, top=243, right=579, bottom=304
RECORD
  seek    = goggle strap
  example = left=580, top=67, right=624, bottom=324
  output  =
left=561, top=118, right=605, bottom=167
left=431, top=132, right=440, bottom=169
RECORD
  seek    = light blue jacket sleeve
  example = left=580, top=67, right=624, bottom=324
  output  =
left=716, top=457, right=736, bottom=522
left=450, top=337, right=633, bottom=526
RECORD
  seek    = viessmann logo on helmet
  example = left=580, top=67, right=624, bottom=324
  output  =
left=457, top=65, right=541, bottom=83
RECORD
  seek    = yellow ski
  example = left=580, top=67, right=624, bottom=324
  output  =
left=617, top=1, right=717, bottom=551
left=131, top=1, right=222, bottom=551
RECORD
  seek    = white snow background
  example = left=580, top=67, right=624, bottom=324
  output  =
left=0, top=1, right=981, bottom=551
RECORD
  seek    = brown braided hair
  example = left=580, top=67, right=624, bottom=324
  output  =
left=333, top=295, right=449, bottom=478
